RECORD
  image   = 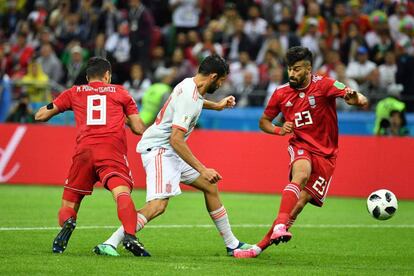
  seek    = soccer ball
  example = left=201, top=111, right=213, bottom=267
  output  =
left=367, top=189, right=398, bottom=220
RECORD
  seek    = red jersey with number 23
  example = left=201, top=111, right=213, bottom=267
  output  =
left=53, top=81, right=138, bottom=154
left=264, top=75, right=347, bottom=158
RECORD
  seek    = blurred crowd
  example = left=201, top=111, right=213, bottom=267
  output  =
left=0, top=0, right=413, bottom=135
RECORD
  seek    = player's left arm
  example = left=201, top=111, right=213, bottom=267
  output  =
left=344, top=88, right=369, bottom=108
left=35, top=103, right=60, bottom=122
left=203, top=96, right=236, bottom=111
left=126, top=114, right=146, bottom=135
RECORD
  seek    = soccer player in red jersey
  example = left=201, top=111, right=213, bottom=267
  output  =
left=35, top=57, right=149, bottom=256
left=234, top=46, right=368, bottom=258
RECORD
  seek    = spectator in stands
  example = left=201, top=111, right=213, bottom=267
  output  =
left=318, top=50, right=342, bottom=79
left=346, top=46, right=377, bottom=85
left=97, top=0, right=121, bottom=37
left=48, top=0, right=70, bottom=31
left=342, top=0, right=371, bottom=36
left=389, top=1, right=414, bottom=41
left=150, top=46, right=167, bottom=76
left=378, top=110, right=409, bottom=136
left=244, top=4, right=267, bottom=59
left=192, top=30, right=223, bottom=62
left=37, top=43, right=63, bottom=88
left=226, top=19, right=252, bottom=62
left=64, top=45, right=86, bottom=87
left=128, top=0, right=154, bottom=65
left=169, top=0, right=200, bottom=33
left=263, top=65, right=285, bottom=105
left=218, top=2, right=241, bottom=42
left=105, top=21, right=131, bottom=83
left=229, top=51, right=259, bottom=94
left=77, top=0, right=99, bottom=43
left=378, top=50, right=398, bottom=89
left=0, top=0, right=23, bottom=38
left=275, top=19, right=301, bottom=56
left=370, top=28, right=394, bottom=65
left=123, top=63, right=152, bottom=104
left=374, top=84, right=406, bottom=135
left=258, top=49, right=282, bottom=87
left=365, top=10, right=388, bottom=50
left=6, top=93, right=36, bottom=123
left=21, top=60, right=51, bottom=103
left=255, top=25, right=277, bottom=65
left=359, top=68, right=387, bottom=106
left=395, top=36, right=414, bottom=112
left=301, top=18, right=322, bottom=69
left=298, top=1, right=327, bottom=36
left=170, top=48, right=196, bottom=85
left=91, top=33, right=107, bottom=59
left=340, top=22, right=367, bottom=65
left=56, top=13, right=81, bottom=46
left=9, top=32, right=34, bottom=77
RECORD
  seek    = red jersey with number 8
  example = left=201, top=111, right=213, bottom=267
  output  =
left=53, top=81, right=138, bottom=154
left=264, top=75, right=347, bottom=157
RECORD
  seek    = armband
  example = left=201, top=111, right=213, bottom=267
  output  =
left=46, top=103, right=54, bottom=110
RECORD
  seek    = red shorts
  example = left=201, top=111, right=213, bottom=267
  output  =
left=64, top=144, right=134, bottom=195
left=288, top=145, right=336, bottom=207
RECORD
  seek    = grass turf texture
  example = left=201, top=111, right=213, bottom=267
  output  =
left=0, top=184, right=413, bottom=275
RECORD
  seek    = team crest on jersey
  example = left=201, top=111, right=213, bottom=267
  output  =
left=166, top=182, right=172, bottom=193
left=308, top=95, right=316, bottom=108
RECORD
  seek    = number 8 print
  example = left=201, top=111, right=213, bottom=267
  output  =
left=87, top=95, right=107, bottom=125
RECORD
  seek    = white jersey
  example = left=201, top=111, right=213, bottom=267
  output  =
left=137, top=78, right=204, bottom=153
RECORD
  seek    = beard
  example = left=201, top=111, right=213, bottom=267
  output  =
left=206, top=81, right=219, bottom=94
left=289, top=74, right=306, bottom=89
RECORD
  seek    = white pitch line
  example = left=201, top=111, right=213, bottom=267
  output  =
left=0, top=224, right=413, bottom=231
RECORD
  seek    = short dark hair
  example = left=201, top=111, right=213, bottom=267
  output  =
left=198, top=54, right=229, bottom=78
left=86, top=57, right=112, bottom=79
left=285, top=46, right=313, bottom=67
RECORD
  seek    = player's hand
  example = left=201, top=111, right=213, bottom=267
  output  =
left=344, top=88, right=358, bottom=104
left=200, top=168, right=222, bottom=184
left=216, top=96, right=236, bottom=111
left=280, top=121, right=294, bottom=136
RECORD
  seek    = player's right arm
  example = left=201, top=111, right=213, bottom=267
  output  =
left=35, top=88, right=72, bottom=122
left=259, top=89, right=293, bottom=136
left=170, top=127, right=222, bottom=184
left=259, top=114, right=293, bottom=136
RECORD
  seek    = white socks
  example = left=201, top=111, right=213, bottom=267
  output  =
left=104, top=213, right=148, bottom=248
left=209, top=206, right=239, bottom=249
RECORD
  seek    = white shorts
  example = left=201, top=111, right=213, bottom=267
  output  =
left=141, top=147, right=200, bottom=202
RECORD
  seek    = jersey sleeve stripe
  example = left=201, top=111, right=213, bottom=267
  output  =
left=172, top=124, right=188, bottom=132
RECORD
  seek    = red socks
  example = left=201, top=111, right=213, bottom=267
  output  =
left=58, top=206, right=77, bottom=227
left=257, top=183, right=301, bottom=250
left=116, top=192, right=137, bottom=235
left=275, top=183, right=301, bottom=225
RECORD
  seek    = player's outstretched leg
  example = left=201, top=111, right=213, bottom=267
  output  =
left=190, top=176, right=252, bottom=255
left=123, top=233, right=151, bottom=257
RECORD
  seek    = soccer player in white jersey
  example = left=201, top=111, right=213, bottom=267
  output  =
left=94, top=54, right=252, bottom=257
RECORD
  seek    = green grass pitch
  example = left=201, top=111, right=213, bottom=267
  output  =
left=0, top=184, right=413, bottom=275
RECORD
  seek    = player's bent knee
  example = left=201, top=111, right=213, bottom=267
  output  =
left=107, top=176, right=131, bottom=198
